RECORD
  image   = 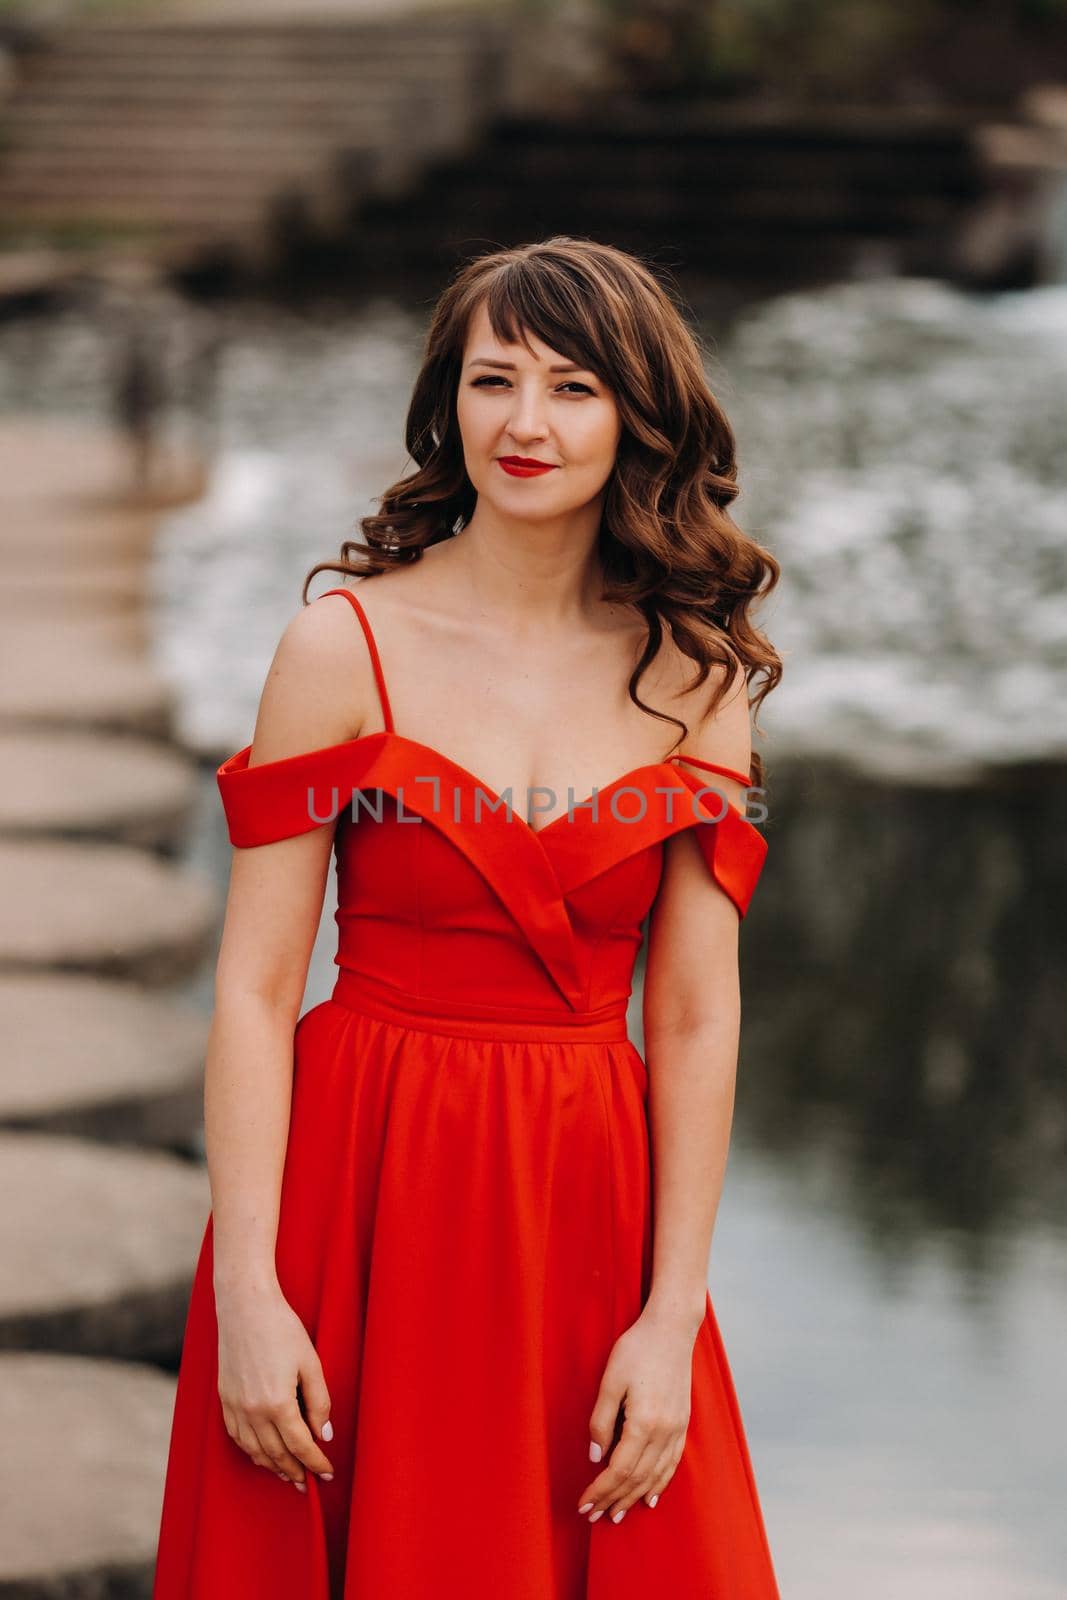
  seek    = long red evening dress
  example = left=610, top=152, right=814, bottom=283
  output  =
left=152, top=585, right=780, bottom=1599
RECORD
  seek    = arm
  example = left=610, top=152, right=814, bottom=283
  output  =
left=577, top=660, right=757, bottom=1526
left=641, top=669, right=755, bottom=1335
left=208, top=594, right=367, bottom=1294
left=205, top=592, right=375, bottom=1491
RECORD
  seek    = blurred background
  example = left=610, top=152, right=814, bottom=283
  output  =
left=0, top=0, right=1065, bottom=1594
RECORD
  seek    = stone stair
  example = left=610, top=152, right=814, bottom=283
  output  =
left=0, top=15, right=511, bottom=259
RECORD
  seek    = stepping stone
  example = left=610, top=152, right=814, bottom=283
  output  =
left=0, top=416, right=134, bottom=505
left=0, top=1351, right=177, bottom=1593
left=0, top=973, right=208, bottom=1148
left=0, top=729, right=198, bottom=850
left=0, top=504, right=157, bottom=561
left=0, top=839, right=217, bottom=982
left=0, top=624, right=175, bottom=735
left=0, top=1131, right=209, bottom=1359
left=1, top=610, right=149, bottom=654
left=0, top=415, right=204, bottom=514
left=0, top=555, right=146, bottom=611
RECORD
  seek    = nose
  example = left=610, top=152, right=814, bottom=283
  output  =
left=504, top=382, right=551, bottom=445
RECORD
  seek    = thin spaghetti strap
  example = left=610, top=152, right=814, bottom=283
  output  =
left=670, top=751, right=753, bottom=787
left=320, top=586, right=396, bottom=735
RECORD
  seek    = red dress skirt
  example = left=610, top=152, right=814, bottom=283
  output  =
left=152, top=587, right=780, bottom=1599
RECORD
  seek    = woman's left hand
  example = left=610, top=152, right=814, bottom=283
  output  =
left=576, top=1304, right=698, bottom=1524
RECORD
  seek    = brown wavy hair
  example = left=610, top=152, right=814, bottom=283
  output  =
left=304, top=236, right=781, bottom=785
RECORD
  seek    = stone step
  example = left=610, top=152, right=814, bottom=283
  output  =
left=28, top=43, right=476, bottom=76
left=0, top=729, right=198, bottom=850
left=1, top=143, right=365, bottom=180
left=0, top=160, right=339, bottom=195
left=0, top=972, right=207, bottom=1149
left=0, top=198, right=273, bottom=230
left=0, top=195, right=288, bottom=230
left=0, top=1351, right=177, bottom=1592
left=0, top=838, right=217, bottom=982
left=50, top=18, right=500, bottom=50
left=11, top=76, right=442, bottom=110
left=0, top=416, right=204, bottom=511
left=0, top=1130, right=209, bottom=1358
left=7, top=106, right=402, bottom=139
left=0, top=555, right=147, bottom=611
left=0, top=635, right=177, bottom=736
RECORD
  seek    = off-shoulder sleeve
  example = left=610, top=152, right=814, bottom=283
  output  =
left=688, top=802, right=768, bottom=917
left=668, top=761, right=768, bottom=918
left=216, top=741, right=354, bottom=847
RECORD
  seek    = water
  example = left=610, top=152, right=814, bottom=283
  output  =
left=3, top=275, right=1065, bottom=1597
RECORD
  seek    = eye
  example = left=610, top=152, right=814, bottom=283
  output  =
left=470, top=376, right=596, bottom=394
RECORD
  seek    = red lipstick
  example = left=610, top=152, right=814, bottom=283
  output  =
left=497, top=456, right=557, bottom=478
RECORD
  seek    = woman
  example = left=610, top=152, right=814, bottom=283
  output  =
left=153, top=237, right=783, bottom=1598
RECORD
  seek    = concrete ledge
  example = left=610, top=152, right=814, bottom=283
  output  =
left=0, top=840, right=217, bottom=981
left=0, top=1351, right=177, bottom=1594
left=0, top=1132, right=209, bottom=1360
left=0, top=730, right=199, bottom=850
left=0, top=973, right=208, bottom=1149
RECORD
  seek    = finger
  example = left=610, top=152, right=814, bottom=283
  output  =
left=276, top=1403, right=335, bottom=1479
left=223, top=1403, right=287, bottom=1481
left=587, top=1377, right=625, bottom=1464
left=580, top=1422, right=654, bottom=1520
left=254, top=1416, right=310, bottom=1488
left=233, top=1414, right=284, bottom=1476
left=599, top=1434, right=666, bottom=1522
left=642, top=1438, right=679, bottom=1504
left=606, top=1433, right=683, bottom=1519
left=644, top=1436, right=687, bottom=1507
left=299, top=1360, right=334, bottom=1444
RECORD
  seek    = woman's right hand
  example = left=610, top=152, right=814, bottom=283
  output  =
left=215, top=1279, right=335, bottom=1492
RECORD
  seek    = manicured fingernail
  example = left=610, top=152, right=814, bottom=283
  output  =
left=589, top=1509, right=604, bottom=1523
left=578, top=1502, right=594, bottom=1515
left=320, top=1473, right=333, bottom=1482
left=294, top=1480, right=307, bottom=1493
left=276, top=1472, right=288, bottom=1481
left=612, top=1508, right=627, bottom=1523
left=648, top=1494, right=659, bottom=1508
left=589, top=1441, right=602, bottom=1462
left=321, top=1420, right=334, bottom=1442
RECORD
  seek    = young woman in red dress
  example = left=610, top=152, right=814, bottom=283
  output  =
left=153, top=236, right=783, bottom=1598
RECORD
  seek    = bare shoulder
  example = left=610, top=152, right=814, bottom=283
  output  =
left=653, top=623, right=752, bottom=777
left=320, top=552, right=479, bottom=662
left=245, top=583, right=388, bottom=765
left=644, top=615, right=742, bottom=710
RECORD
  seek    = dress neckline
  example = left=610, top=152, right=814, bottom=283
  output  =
left=316, top=586, right=752, bottom=841
left=237, top=724, right=719, bottom=843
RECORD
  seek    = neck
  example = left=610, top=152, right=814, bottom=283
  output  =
left=446, top=499, right=608, bottom=627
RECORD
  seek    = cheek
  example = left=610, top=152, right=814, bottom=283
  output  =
left=570, top=409, right=621, bottom=468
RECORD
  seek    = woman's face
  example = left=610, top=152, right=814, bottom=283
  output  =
left=455, top=300, right=622, bottom=521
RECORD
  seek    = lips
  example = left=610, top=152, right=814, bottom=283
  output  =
left=497, top=456, right=558, bottom=478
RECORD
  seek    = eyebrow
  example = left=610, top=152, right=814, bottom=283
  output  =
left=467, top=357, right=594, bottom=374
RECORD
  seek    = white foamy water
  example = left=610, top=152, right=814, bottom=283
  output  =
left=723, top=278, right=1067, bottom=780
